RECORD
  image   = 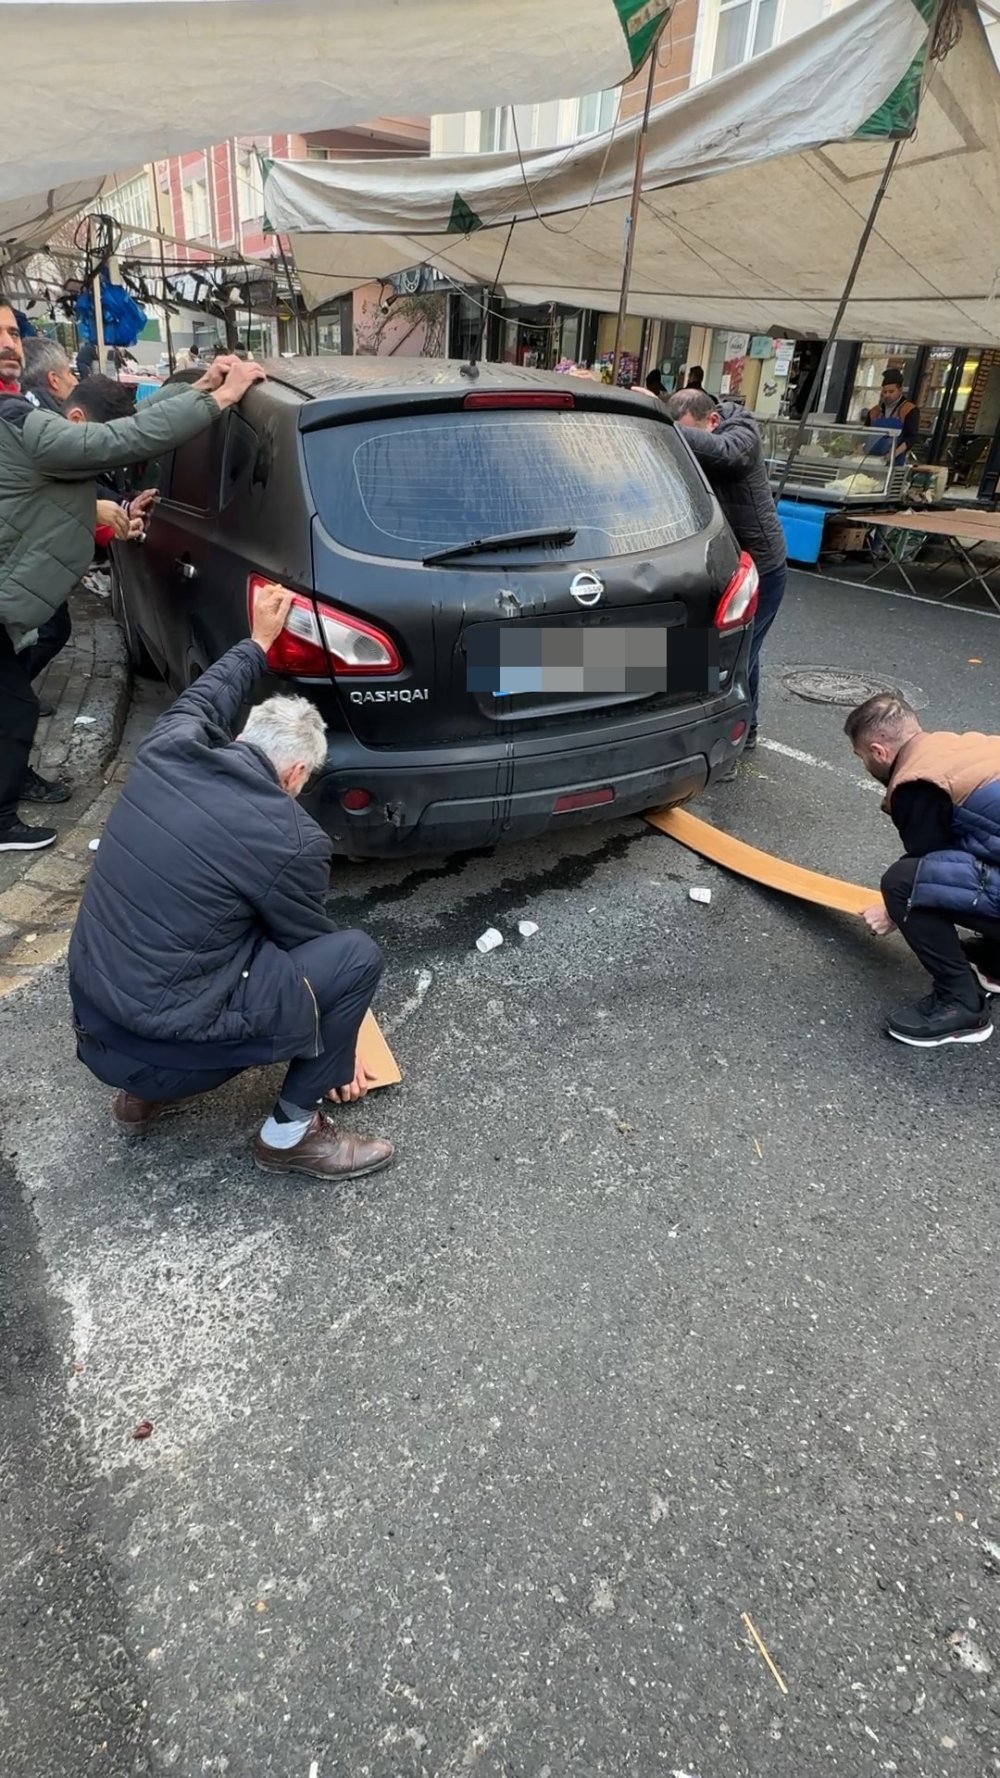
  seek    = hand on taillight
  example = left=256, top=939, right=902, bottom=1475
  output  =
left=250, top=583, right=295, bottom=652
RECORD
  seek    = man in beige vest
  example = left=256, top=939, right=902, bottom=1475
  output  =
left=846, top=692, right=1000, bottom=1047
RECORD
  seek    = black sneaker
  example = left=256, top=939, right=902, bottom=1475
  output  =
left=744, top=727, right=758, bottom=752
left=886, top=991, right=993, bottom=1048
left=20, top=766, right=71, bottom=805
left=0, top=817, right=57, bottom=852
left=961, top=939, right=1000, bottom=996
left=36, top=699, right=55, bottom=718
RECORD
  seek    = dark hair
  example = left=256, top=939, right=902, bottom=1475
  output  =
left=66, top=374, right=136, bottom=422
left=665, top=388, right=716, bottom=424
left=686, top=365, right=705, bottom=388
left=645, top=368, right=664, bottom=396
left=844, top=692, right=916, bottom=745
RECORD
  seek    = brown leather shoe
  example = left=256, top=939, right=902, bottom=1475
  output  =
left=110, top=1091, right=191, bottom=1135
left=253, top=1112, right=394, bottom=1181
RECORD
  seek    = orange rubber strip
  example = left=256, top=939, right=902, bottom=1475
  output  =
left=644, top=805, right=877, bottom=916
left=356, top=1009, right=402, bottom=1090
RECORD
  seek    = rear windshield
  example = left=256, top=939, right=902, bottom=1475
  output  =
left=303, top=407, right=713, bottom=562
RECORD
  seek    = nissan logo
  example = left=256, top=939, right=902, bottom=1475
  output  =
left=570, top=571, right=604, bottom=608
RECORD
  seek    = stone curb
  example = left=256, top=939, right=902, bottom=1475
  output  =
left=0, top=596, right=130, bottom=999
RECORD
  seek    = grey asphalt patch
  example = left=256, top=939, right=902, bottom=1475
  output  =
left=2, top=571, right=999, bottom=1775
left=0, top=1152, right=152, bottom=1776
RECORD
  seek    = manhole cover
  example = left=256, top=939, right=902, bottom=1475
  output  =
left=782, top=668, right=903, bottom=707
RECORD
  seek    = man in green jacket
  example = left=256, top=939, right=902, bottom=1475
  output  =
left=0, top=301, right=262, bottom=850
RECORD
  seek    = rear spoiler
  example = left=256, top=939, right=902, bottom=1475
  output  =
left=297, top=384, right=671, bottom=433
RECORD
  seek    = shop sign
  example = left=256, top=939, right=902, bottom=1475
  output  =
left=773, top=339, right=794, bottom=377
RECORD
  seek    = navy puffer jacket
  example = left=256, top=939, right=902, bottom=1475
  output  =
left=69, top=641, right=334, bottom=1064
left=911, top=784, right=1000, bottom=919
left=888, top=730, right=1000, bottom=921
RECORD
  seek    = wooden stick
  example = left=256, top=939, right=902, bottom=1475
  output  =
left=645, top=805, right=877, bottom=918
left=742, top=1611, right=788, bottom=1695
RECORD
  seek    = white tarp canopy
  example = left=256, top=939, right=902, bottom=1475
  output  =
left=263, top=0, right=1000, bottom=347
left=1, top=0, right=670, bottom=264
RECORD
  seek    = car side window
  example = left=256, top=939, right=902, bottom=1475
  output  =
left=163, top=427, right=218, bottom=513
left=220, top=412, right=259, bottom=511
left=140, top=450, right=173, bottom=499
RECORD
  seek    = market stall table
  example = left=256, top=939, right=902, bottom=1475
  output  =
left=856, top=506, right=1000, bottom=611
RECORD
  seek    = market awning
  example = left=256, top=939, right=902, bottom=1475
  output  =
left=0, top=178, right=109, bottom=270
left=262, top=0, right=1000, bottom=347
left=1, top=0, right=670, bottom=248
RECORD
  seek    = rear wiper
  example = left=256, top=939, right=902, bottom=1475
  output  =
left=422, top=526, right=577, bottom=566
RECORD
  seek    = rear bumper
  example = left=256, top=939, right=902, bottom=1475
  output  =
left=308, top=689, right=751, bottom=858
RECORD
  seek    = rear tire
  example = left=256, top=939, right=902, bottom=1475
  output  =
left=109, top=551, right=159, bottom=679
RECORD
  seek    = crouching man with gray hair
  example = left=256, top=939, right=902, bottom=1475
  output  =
left=68, top=584, right=393, bottom=1181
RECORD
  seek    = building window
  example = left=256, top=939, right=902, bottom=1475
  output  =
left=576, top=89, right=618, bottom=136
left=182, top=176, right=211, bottom=241
left=306, top=144, right=331, bottom=160
left=106, top=172, right=152, bottom=248
left=235, top=147, right=266, bottom=224
left=712, top=0, right=778, bottom=74
left=478, top=107, right=510, bottom=152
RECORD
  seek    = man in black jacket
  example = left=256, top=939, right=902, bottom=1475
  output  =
left=69, top=584, right=394, bottom=1182
left=666, top=389, right=787, bottom=752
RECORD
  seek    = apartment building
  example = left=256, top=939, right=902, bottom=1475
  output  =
left=102, top=117, right=429, bottom=359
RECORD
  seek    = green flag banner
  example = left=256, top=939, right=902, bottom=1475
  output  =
left=855, top=0, right=937, bottom=137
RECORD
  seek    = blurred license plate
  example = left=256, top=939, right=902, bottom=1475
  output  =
left=466, top=626, right=718, bottom=697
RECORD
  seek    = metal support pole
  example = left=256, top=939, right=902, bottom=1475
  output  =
left=275, top=234, right=305, bottom=353
left=611, top=46, right=659, bottom=387
left=92, top=268, right=106, bottom=374
left=774, top=137, right=903, bottom=501
left=156, top=228, right=175, bottom=368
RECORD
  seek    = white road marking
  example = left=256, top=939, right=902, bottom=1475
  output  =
left=757, top=736, right=881, bottom=793
left=814, top=570, right=1000, bottom=621
left=383, top=966, right=434, bottom=1034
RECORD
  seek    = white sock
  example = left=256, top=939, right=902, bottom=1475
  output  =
left=259, top=1112, right=313, bottom=1150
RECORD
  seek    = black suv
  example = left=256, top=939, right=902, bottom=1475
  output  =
left=114, top=359, right=757, bottom=857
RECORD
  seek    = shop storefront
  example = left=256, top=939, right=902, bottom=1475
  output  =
left=448, top=292, right=595, bottom=370
left=952, top=349, right=1000, bottom=487
left=647, top=320, right=692, bottom=394
left=839, top=340, right=1000, bottom=485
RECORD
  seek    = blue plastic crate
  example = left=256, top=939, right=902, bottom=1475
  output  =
left=777, top=499, right=827, bottom=565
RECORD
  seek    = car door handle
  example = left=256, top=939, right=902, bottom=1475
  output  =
left=175, top=559, right=198, bottom=580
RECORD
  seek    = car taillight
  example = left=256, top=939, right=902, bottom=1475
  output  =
left=463, top=392, right=575, bottom=409
left=247, top=576, right=401, bottom=677
left=713, top=552, right=759, bottom=631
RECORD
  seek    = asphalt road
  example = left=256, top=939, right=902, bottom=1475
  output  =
left=2, top=571, right=1000, bottom=1777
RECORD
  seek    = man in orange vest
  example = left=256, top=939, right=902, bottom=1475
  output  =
left=862, top=369, right=919, bottom=464
left=846, top=692, right=1000, bottom=1046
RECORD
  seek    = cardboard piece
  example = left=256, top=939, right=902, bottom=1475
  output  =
left=357, top=1009, right=402, bottom=1090
left=645, top=805, right=878, bottom=916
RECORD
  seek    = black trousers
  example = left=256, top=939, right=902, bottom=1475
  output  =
left=0, top=623, right=39, bottom=827
left=881, top=855, right=1000, bottom=1007
left=76, top=930, right=384, bottom=1115
left=22, top=601, right=72, bottom=683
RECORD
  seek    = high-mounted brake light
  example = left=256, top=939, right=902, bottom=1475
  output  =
left=463, top=392, right=575, bottom=409
left=713, top=552, right=759, bottom=631
left=247, top=576, right=401, bottom=678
